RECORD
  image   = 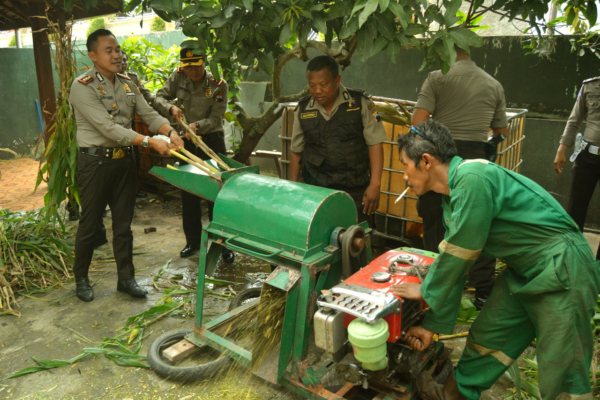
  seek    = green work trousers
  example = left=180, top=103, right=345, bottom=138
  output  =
left=455, top=235, right=599, bottom=399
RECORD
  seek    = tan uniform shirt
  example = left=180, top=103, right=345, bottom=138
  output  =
left=416, top=59, right=507, bottom=143
left=154, top=70, right=228, bottom=135
left=291, top=84, right=387, bottom=152
left=126, top=72, right=156, bottom=106
left=70, top=67, right=170, bottom=148
left=561, top=77, right=600, bottom=147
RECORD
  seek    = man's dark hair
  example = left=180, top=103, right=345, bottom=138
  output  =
left=86, top=29, right=115, bottom=52
left=307, top=55, right=339, bottom=78
left=397, top=119, right=458, bottom=168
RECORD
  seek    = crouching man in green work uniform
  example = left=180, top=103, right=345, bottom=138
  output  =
left=391, top=119, right=600, bottom=399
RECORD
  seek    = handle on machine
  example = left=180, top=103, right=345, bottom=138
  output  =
left=225, top=236, right=284, bottom=259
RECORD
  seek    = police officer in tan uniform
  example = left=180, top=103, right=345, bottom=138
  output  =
left=154, top=48, right=234, bottom=262
left=121, top=50, right=155, bottom=106
left=289, top=55, right=386, bottom=225
left=412, top=46, right=508, bottom=310
left=70, top=29, right=184, bottom=302
left=554, top=76, right=600, bottom=260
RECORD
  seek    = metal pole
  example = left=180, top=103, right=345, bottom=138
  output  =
left=15, top=29, right=21, bottom=48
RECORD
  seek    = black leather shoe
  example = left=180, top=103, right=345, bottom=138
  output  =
left=222, top=249, right=235, bottom=264
left=136, top=190, right=148, bottom=198
left=180, top=244, right=199, bottom=258
left=117, top=278, right=147, bottom=297
left=75, top=277, right=93, bottom=302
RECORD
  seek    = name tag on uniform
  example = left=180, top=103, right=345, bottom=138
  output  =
left=301, top=111, right=317, bottom=119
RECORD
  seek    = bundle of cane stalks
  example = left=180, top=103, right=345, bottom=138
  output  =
left=166, top=117, right=232, bottom=178
left=0, top=209, right=74, bottom=315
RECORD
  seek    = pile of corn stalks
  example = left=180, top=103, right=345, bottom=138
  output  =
left=0, top=208, right=74, bottom=315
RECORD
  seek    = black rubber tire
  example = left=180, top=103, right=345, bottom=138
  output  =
left=228, top=287, right=262, bottom=311
left=432, top=357, right=453, bottom=385
left=147, top=329, right=232, bottom=382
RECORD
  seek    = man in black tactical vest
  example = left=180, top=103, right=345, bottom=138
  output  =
left=289, top=55, right=386, bottom=224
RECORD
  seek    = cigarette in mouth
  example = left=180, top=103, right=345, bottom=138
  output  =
left=394, top=187, right=410, bottom=204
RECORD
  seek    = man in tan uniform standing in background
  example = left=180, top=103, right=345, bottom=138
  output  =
left=154, top=48, right=234, bottom=263
left=554, top=76, right=600, bottom=260
left=289, top=55, right=386, bottom=226
left=412, top=46, right=508, bottom=310
left=70, top=29, right=184, bottom=302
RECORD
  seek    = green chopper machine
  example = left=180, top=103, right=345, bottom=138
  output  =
left=147, top=155, right=450, bottom=399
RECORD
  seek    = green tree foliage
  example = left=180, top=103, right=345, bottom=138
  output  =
left=86, top=17, right=106, bottom=37
left=121, top=36, right=180, bottom=91
left=8, top=35, right=16, bottom=47
left=123, top=0, right=600, bottom=162
left=150, top=16, right=166, bottom=32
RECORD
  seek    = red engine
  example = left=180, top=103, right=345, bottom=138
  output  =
left=333, top=249, right=435, bottom=343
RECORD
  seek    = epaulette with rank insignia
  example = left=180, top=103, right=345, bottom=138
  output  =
left=583, top=77, right=600, bottom=84
left=78, top=75, right=94, bottom=85
left=209, top=78, right=224, bottom=86
left=116, top=73, right=131, bottom=81
left=347, top=87, right=372, bottom=99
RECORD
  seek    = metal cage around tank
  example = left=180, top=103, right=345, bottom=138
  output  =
left=279, top=99, right=528, bottom=246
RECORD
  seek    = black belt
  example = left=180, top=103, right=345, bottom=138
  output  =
left=454, top=140, right=488, bottom=151
left=80, top=146, right=133, bottom=159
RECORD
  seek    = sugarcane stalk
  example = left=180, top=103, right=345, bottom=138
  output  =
left=438, top=331, right=469, bottom=340
left=169, top=150, right=218, bottom=178
left=166, top=164, right=179, bottom=171
left=177, top=118, right=231, bottom=171
left=180, top=148, right=220, bottom=174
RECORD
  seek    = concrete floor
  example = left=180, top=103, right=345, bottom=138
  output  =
left=1, top=195, right=598, bottom=399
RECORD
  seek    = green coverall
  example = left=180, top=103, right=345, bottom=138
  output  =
left=420, top=157, right=600, bottom=399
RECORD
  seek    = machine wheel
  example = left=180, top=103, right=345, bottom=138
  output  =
left=147, top=329, right=232, bottom=382
left=432, top=358, right=453, bottom=385
left=228, top=287, right=262, bottom=311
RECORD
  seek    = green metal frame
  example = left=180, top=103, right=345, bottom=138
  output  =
left=150, top=156, right=379, bottom=399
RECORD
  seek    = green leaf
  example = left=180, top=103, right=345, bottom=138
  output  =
left=243, top=0, right=253, bottom=12
left=448, top=29, right=470, bottom=53
left=151, top=0, right=175, bottom=13
left=195, top=7, right=219, bottom=18
left=339, top=16, right=359, bottom=39
left=350, top=0, right=368, bottom=19
left=379, top=0, right=390, bottom=12
left=356, top=28, right=374, bottom=62
left=388, top=1, right=408, bottom=28
left=387, top=39, right=400, bottom=63
left=374, top=13, right=395, bottom=40
left=209, top=58, right=221, bottom=81
left=371, top=36, right=389, bottom=57
left=443, top=0, right=462, bottom=22
left=209, top=13, right=228, bottom=28
left=450, top=27, right=483, bottom=47
left=182, top=4, right=199, bottom=17
left=586, top=0, right=597, bottom=27
left=255, top=52, right=273, bottom=75
left=404, top=23, right=427, bottom=36
left=124, top=0, right=143, bottom=13
left=299, top=24, right=310, bottom=48
left=359, top=0, right=379, bottom=28
left=312, top=15, right=327, bottom=33
left=279, top=22, right=294, bottom=44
